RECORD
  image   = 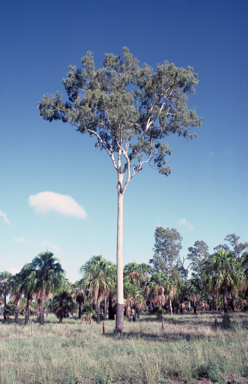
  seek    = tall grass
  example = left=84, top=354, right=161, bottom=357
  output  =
left=0, top=312, right=247, bottom=383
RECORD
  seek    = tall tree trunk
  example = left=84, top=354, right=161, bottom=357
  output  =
left=37, top=299, right=41, bottom=319
left=104, top=296, right=107, bottom=319
left=223, top=287, right=228, bottom=313
left=116, top=181, right=124, bottom=333
left=39, top=296, right=45, bottom=325
left=96, top=296, right=101, bottom=324
left=25, top=296, right=32, bottom=324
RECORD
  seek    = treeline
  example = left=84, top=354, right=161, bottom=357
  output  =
left=0, top=229, right=248, bottom=325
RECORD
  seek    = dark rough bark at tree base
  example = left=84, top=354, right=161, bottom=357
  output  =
left=116, top=303, right=124, bottom=333
left=108, top=294, right=115, bottom=320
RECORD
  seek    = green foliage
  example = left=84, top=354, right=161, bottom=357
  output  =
left=49, top=291, right=76, bottom=322
left=150, top=227, right=182, bottom=276
left=187, top=240, right=209, bottom=278
left=82, top=305, right=97, bottom=318
left=38, top=47, right=201, bottom=186
left=195, top=359, right=221, bottom=382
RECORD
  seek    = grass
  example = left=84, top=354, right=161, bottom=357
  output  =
left=0, top=311, right=248, bottom=384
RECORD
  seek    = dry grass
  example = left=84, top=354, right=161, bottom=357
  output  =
left=0, top=312, right=248, bottom=384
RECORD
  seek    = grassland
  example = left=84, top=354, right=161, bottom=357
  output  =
left=0, top=312, right=248, bottom=384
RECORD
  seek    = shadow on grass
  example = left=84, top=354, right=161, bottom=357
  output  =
left=103, top=330, right=212, bottom=343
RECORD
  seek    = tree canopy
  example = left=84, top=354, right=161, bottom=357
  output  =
left=150, top=227, right=183, bottom=276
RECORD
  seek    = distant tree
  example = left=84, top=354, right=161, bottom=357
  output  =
left=38, top=48, right=201, bottom=332
left=150, top=227, right=183, bottom=276
left=72, top=282, right=84, bottom=319
left=224, top=234, right=248, bottom=260
left=0, top=271, right=12, bottom=322
left=213, top=244, right=230, bottom=251
left=187, top=240, right=209, bottom=278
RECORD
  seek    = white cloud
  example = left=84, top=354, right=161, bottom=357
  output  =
left=40, top=241, right=60, bottom=252
left=13, top=237, right=31, bottom=244
left=8, top=267, right=19, bottom=275
left=29, top=191, right=87, bottom=219
left=177, top=218, right=195, bottom=232
left=0, top=210, right=10, bottom=224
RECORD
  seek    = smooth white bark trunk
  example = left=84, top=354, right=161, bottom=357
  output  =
left=116, top=190, right=124, bottom=305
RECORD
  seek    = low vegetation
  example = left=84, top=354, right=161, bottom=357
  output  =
left=0, top=311, right=248, bottom=384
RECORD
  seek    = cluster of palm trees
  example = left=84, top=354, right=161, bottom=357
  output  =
left=1, top=246, right=248, bottom=326
left=0, top=252, right=65, bottom=325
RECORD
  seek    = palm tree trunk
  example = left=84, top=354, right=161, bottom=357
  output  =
left=15, top=297, right=22, bottom=323
left=79, top=302, right=82, bottom=318
left=193, top=300, right=197, bottom=314
left=104, top=296, right=107, bottom=319
left=39, top=296, right=45, bottom=325
left=116, top=181, right=124, bottom=333
left=133, top=307, right=136, bottom=322
left=96, top=296, right=101, bottom=324
left=3, top=293, right=7, bottom=322
left=223, top=287, right=228, bottom=313
left=169, top=298, right=173, bottom=315
left=25, top=296, right=32, bottom=324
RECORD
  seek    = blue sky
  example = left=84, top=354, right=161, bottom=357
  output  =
left=1, top=0, right=247, bottom=282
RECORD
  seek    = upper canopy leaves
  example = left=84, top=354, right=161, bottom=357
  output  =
left=38, top=47, right=202, bottom=188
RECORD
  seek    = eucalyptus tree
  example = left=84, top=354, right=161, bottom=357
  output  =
left=32, top=251, right=65, bottom=325
left=38, top=48, right=201, bottom=332
left=80, top=255, right=115, bottom=324
left=150, top=227, right=183, bottom=276
left=0, top=271, right=12, bottom=321
left=187, top=240, right=209, bottom=278
left=224, top=234, right=248, bottom=260
left=201, top=249, right=246, bottom=313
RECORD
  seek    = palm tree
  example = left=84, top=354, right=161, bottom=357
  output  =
left=201, top=249, right=246, bottom=313
left=32, top=251, right=65, bottom=325
left=0, top=271, right=12, bottom=322
left=9, top=273, right=23, bottom=323
left=49, top=290, right=76, bottom=323
left=17, top=263, right=38, bottom=324
left=72, top=281, right=84, bottom=318
left=147, top=272, right=168, bottom=312
left=80, top=255, right=115, bottom=324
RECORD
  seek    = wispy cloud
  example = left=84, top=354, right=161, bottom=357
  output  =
left=0, top=210, right=10, bottom=224
left=29, top=191, right=87, bottom=219
left=13, top=237, right=31, bottom=244
left=40, top=240, right=60, bottom=252
left=177, top=218, right=195, bottom=232
left=8, top=267, right=20, bottom=275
